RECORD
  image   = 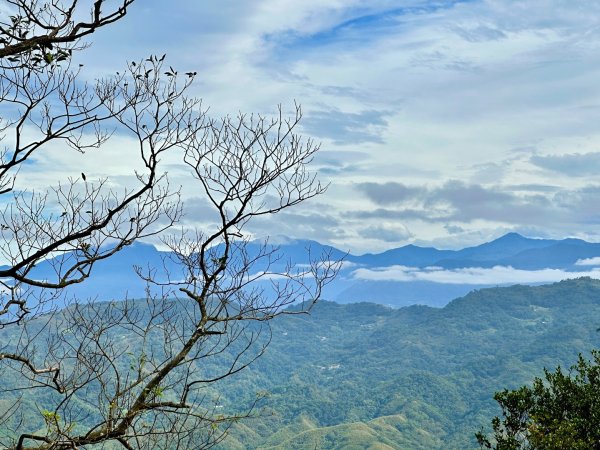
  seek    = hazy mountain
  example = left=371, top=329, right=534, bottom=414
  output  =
left=333, top=280, right=477, bottom=307
left=451, top=232, right=557, bottom=261
left=24, top=233, right=600, bottom=307
left=349, top=232, right=595, bottom=269
left=348, top=244, right=455, bottom=267
left=337, top=233, right=600, bottom=306
left=496, top=240, right=600, bottom=269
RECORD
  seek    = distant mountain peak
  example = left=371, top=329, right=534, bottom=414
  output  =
left=498, top=232, right=526, bottom=240
left=402, top=244, right=420, bottom=249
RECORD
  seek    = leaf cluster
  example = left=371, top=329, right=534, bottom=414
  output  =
left=477, top=350, right=600, bottom=450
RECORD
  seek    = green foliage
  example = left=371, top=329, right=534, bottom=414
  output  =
left=40, top=409, right=60, bottom=429
left=476, top=351, right=600, bottom=450
left=3, top=278, right=600, bottom=448
left=228, top=278, right=600, bottom=448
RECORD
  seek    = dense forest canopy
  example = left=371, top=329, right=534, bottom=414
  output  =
left=2, top=278, right=599, bottom=448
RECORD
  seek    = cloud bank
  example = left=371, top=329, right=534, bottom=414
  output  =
left=352, top=265, right=600, bottom=285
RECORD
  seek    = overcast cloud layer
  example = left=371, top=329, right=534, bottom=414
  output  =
left=19, top=0, right=600, bottom=253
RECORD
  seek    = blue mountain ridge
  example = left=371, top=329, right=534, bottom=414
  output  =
left=20, top=233, right=600, bottom=307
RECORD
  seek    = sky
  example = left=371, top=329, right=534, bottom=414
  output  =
left=22, top=0, right=600, bottom=254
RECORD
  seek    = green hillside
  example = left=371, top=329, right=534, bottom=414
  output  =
left=2, top=278, right=600, bottom=449
left=218, top=277, right=600, bottom=448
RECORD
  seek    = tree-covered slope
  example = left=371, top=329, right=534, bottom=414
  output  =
left=218, top=277, right=600, bottom=448
left=2, top=278, right=600, bottom=449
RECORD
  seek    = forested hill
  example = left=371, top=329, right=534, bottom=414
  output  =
left=2, top=278, right=600, bottom=448
left=217, top=277, right=600, bottom=448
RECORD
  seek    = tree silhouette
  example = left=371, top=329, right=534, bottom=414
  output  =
left=0, top=2, right=338, bottom=448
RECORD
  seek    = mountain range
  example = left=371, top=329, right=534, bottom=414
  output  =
left=25, top=232, right=600, bottom=307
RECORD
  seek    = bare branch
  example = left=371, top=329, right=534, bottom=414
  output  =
left=0, top=0, right=135, bottom=62
left=0, top=3, right=339, bottom=448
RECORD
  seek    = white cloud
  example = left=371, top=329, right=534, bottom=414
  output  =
left=575, top=257, right=600, bottom=266
left=11, top=0, right=600, bottom=253
left=352, top=265, right=600, bottom=285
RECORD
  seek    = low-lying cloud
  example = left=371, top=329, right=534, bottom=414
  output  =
left=575, top=257, right=600, bottom=266
left=352, top=265, right=600, bottom=285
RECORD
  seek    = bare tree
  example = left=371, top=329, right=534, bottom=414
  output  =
left=0, top=53, right=203, bottom=325
left=0, top=107, right=338, bottom=449
left=0, top=0, right=133, bottom=61
left=0, top=0, right=191, bottom=323
left=0, top=2, right=339, bottom=449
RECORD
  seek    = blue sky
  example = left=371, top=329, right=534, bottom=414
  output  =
left=24, top=0, right=600, bottom=253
